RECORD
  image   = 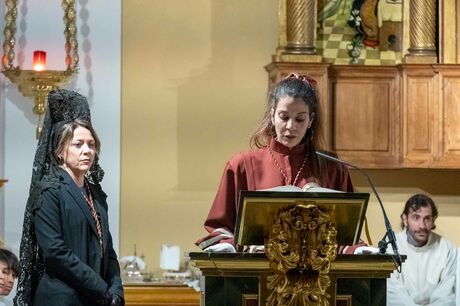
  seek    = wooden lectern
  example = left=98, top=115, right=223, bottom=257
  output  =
left=190, top=191, right=403, bottom=306
left=189, top=252, right=401, bottom=306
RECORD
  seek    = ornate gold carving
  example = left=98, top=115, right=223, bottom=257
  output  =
left=62, top=0, right=79, bottom=70
left=2, top=69, right=75, bottom=111
left=1, top=0, right=79, bottom=137
left=265, top=203, right=337, bottom=306
left=2, top=0, right=78, bottom=71
left=407, top=0, right=437, bottom=57
left=2, top=0, right=17, bottom=69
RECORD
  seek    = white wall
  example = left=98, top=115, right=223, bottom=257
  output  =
left=0, top=0, right=5, bottom=245
left=0, top=0, right=121, bottom=262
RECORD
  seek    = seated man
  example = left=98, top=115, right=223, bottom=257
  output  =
left=387, top=194, right=457, bottom=306
left=0, top=248, right=19, bottom=296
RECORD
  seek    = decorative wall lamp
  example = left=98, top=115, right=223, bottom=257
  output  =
left=1, top=0, right=79, bottom=138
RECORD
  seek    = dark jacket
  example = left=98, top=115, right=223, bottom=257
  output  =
left=33, top=169, right=123, bottom=306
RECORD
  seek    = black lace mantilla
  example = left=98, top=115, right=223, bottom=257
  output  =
left=14, top=89, right=104, bottom=306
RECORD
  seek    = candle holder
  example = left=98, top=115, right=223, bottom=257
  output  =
left=32, top=50, right=47, bottom=71
left=2, top=68, right=75, bottom=138
left=1, top=0, right=79, bottom=138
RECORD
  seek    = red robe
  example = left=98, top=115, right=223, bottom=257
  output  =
left=197, top=138, right=354, bottom=249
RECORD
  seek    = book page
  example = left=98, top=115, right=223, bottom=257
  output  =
left=259, top=185, right=302, bottom=192
left=302, top=182, right=343, bottom=193
left=259, top=183, right=342, bottom=193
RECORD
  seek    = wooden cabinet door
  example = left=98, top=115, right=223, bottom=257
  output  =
left=124, top=284, right=200, bottom=306
left=436, top=69, right=460, bottom=167
left=331, top=66, right=401, bottom=168
left=402, top=66, right=437, bottom=167
left=403, top=65, right=460, bottom=168
left=265, top=63, right=460, bottom=169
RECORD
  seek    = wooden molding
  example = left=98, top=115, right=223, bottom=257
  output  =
left=124, top=284, right=200, bottom=306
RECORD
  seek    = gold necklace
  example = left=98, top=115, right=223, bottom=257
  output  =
left=267, top=146, right=308, bottom=186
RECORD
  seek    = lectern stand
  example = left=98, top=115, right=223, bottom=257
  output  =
left=189, top=252, right=402, bottom=306
left=190, top=191, right=403, bottom=306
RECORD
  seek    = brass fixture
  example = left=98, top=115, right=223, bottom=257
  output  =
left=1, top=0, right=79, bottom=138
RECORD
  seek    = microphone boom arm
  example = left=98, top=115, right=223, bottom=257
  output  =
left=315, top=151, right=402, bottom=270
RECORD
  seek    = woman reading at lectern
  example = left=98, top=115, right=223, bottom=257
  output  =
left=196, top=73, right=354, bottom=252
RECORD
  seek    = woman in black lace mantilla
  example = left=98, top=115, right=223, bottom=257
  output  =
left=14, top=90, right=121, bottom=306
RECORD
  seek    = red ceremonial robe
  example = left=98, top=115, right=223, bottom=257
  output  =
left=196, top=138, right=354, bottom=249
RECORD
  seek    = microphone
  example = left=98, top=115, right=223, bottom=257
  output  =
left=315, top=151, right=402, bottom=270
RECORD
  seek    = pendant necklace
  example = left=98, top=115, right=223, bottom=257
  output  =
left=267, top=146, right=308, bottom=186
left=81, top=181, right=104, bottom=258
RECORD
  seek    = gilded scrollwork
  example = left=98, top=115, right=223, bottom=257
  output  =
left=2, top=0, right=18, bottom=69
left=266, top=203, right=337, bottom=306
left=1, top=0, right=78, bottom=72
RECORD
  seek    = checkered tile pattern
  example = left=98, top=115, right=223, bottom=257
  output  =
left=316, top=0, right=402, bottom=65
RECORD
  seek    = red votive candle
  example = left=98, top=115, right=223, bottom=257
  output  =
left=32, top=50, right=46, bottom=71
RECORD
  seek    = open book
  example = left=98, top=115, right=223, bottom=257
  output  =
left=236, top=186, right=368, bottom=247
left=260, top=182, right=342, bottom=193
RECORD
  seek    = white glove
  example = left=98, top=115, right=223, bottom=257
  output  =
left=353, top=246, right=380, bottom=254
left=203, top=242, right=236, bottom=253
left=247, top=245, right=265, bottom=253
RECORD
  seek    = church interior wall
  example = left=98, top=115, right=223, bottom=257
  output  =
left=0, top=0, right=458, bottom=278
left=121, top=1, right=460, bottom=274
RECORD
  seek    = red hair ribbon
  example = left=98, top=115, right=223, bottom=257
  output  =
left=286, top=73, right=317, bottom=86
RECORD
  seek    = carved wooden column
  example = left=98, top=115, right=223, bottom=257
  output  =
left=404, top=0, right=437, bottom=63
left=274, top=0, right=321, bottom=62
left=285, top=0, right=316, bottom=54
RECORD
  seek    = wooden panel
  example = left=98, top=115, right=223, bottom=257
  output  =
left=407, top=78, right=431, bottom=151
left=330, top=66, right=400, bottom=168
left=124, top=284, right=200, bottom=306
left=334, top=81, right=390, bottom=151
left=265, top=63, right=460, bottom=168
left=436, top=73, right=460, bottom=166
left=403, top=72, right=436, bottom=167
left=404, top=77, right=434, bottom=159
